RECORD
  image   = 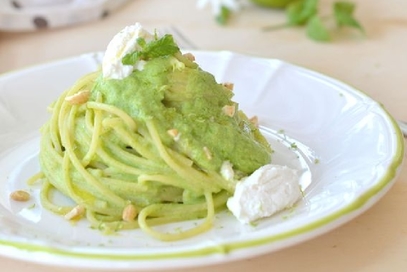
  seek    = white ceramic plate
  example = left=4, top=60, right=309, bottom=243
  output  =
left=0, top=51, right=404, bottom=270
left=0, top=0, right=130, bottom=31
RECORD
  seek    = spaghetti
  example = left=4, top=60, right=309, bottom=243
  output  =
left=35, top=35, right=272, bottom=241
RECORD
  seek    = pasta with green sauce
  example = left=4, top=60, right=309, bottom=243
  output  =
left=34, top=25, right=272, bottom=241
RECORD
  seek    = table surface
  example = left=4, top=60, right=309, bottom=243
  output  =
left=1, top=0, right=406, bottom=271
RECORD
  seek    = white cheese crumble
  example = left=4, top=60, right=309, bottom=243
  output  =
left=102, top=22, right=155, bottom=80
left=227, top=164, right=302, bottom=224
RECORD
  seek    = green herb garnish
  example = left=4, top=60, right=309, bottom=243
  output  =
left=333, top=1, right=364, bottom=32
left=122, top=34, right=180, bottom=65
left=264, top=0, right=364, bottom=42
left=217, top=5, right=232, bottom=25
left=306, top=15, right=331, bottom=41
left=290, top=142, right=298, bottom=149
left=286, top=0, right=318, bottom=25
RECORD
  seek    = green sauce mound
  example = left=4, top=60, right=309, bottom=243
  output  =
left=93, top=53, right=272, bottom=175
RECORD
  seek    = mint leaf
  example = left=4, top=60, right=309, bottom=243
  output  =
left=334, top=1, right=364, bottom=32
left=263, top=0, right=364, bottom=42
left=216, top=6, right=232, bottom=25
left=306, top=15, right=331, bottom=41
left=142, top=34, right=180, bottom=59
left=286, top=0, right=319, bottom=26
left=122, top=34, right=180, bottom=66
left=136, top=37, right=147, bottom=47
left=122, top=51, right=142, bottom=65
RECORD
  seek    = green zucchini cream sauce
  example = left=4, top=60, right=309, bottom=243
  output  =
left=92, top=54, right=272, bottom=177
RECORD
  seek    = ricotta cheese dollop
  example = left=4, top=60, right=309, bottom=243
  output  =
left=227, top=164, right=302, bottom=224
left=102, top=23, right=155, bottom=80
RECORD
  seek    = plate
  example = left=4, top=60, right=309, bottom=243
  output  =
left=0, top=0, right=130, bottom=31
left=0, top=51, right=404, bottom=270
